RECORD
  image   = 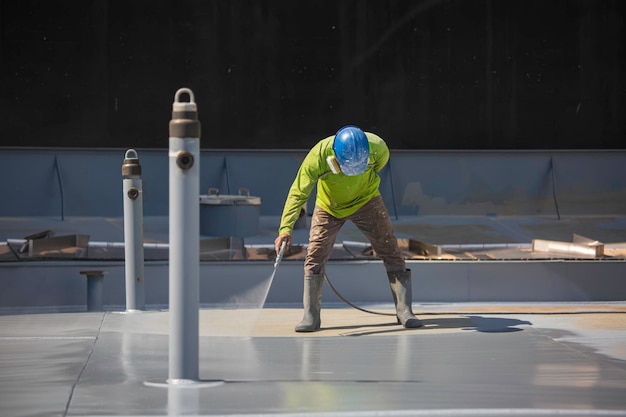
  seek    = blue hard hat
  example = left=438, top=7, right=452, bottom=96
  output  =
left=332, top=126, right=369, bottom=176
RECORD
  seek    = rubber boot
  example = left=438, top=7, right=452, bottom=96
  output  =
left=387, top=269, right=423, bottom=328
left=295, top=274, right=324, bottom=332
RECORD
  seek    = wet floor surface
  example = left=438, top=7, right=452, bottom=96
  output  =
left=1, top=304, right=625, bottom=416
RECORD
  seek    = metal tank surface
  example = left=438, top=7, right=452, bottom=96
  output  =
left=199, top=187, right=261, bottom=238
left=0, top=304, right=625, bottom=416
left=0, top=90, right=626, bottom=416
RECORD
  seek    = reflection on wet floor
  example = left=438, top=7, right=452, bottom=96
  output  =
left=1, top=305, right=625, bottom=415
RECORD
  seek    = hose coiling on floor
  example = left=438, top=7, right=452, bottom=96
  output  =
left=323, top=273, right=395, bottom=317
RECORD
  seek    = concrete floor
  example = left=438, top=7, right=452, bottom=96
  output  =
left=1, top=215, right=626, bottom=416
left=1, top=303, right=626, bottom=417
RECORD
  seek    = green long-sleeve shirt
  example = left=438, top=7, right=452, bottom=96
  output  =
left=278, top=132, right=389, bottom=236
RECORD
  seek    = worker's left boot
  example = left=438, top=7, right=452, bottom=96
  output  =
left=387, top=269, right=423, bottom=328
left=295, top=274, right=324, bottom=332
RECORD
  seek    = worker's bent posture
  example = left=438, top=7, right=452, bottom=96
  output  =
left=275, top=125, right=423, bottom=332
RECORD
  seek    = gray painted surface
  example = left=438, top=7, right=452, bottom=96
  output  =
left=1, top=259, right=625, bottom=314
left=0, top=307, right=625, bottom=416
left=1, top=148, right=625, bottom=217
left=1, top=149, right=626, bottom=415
left=1, top=149, right=625, bottom=312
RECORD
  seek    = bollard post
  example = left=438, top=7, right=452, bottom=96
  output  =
left=122, top=149, right=146, bottom=311
left=168, top=88, right=201, bottom=382
left=80, top=270, right=107, bottom=312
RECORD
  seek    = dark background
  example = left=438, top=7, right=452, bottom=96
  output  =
left=0, top=0, right=623, bottom=150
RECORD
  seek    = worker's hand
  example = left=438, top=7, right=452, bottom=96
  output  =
left=275, top=234, right=291, bottom=255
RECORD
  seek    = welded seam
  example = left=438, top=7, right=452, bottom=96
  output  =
left=62, top=312, right=106, bottom=417
left=92, top=410, right=626, bottom=417
left=54, top=154, right=65, bottom=221
left=199, top=408, right=626, bottom=417
left=0, top=336, right=95, bottom=341
left=415, top=309, right=626, bottom=316
left=550, top=154, right=561, bottom=220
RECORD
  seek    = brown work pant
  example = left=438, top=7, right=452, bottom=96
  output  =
left=304, top=195, right=406, bottom=276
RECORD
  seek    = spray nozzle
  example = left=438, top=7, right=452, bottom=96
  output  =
left=274, top=241, right=286, bottom=268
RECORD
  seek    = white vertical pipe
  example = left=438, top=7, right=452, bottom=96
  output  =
left=122, top=149, right=145, bottom=311
left=168, top=88, right=201, bottom=382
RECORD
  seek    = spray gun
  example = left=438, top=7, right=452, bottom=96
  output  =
left=267, top=240, right=287, bottom=287
left=274, top=241, right=286, bottom=269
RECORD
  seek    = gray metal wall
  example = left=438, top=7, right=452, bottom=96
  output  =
left=1, top=148, right=625, bottom=218
left=2, top=260, right=625, bottom=314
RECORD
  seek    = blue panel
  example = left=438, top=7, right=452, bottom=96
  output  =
left=1, top=148, right=625, bottom=217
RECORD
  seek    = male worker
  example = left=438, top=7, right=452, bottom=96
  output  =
left=274, top=125, right=423, bottom=332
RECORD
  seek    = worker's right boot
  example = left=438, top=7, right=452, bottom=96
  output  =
left=387, top=269, right=423, bottom=328
left=295, top=274, right=324, bottom=332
